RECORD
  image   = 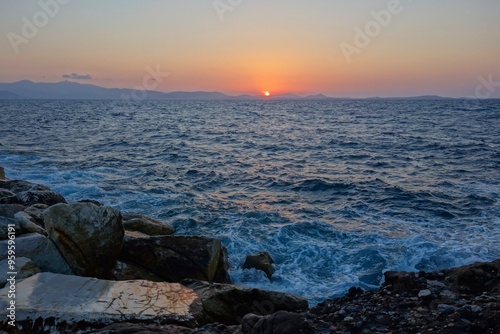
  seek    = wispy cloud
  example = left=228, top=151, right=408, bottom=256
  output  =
left=63, top=73, right=92, bottom=80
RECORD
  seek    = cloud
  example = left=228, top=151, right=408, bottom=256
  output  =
left=62, top=73, right=92, bottom=80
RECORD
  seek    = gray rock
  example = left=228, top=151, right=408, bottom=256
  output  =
left=243, top=251, right=275, bottom=280
left=43, top=202, right=124, bottom=279
left=183, top=279, right=309, bottom=325
left=14, top=211, right=47, bottom=236
left=0, top=273, right=204, bottom=332
left=121, top=235, right=230, bottom=283
left=418, top=289, right=432, bottom=298
left=122, top=213, right=175, bottom=236
left=241, top=311, right=313, bottom=334
left=0, top=179, right=66, bottom=206
left=0, top=257, right=40, bottom=288
left=0, top=189, right=19, bottom=204
left=0, top=233, right=73, bottom=274
left=113, top=260, right=165, bottom=282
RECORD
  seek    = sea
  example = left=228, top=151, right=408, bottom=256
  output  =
left=1, top=99, right=499, bottom=305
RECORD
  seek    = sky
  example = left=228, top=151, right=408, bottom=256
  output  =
left=0, top=0, right=499, bottom=97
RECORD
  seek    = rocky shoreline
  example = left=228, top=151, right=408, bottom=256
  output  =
left=0, top=168, right=499, bottom=333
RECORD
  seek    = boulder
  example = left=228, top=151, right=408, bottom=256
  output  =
left=43, top=202, right=124, bottom=279
left=445, top=259, right=500, bottom=294
left=383, top=271, right=422, bottom=294
left=183, top=280, right=309, bottom=325
left=243, top=251, right=276, bottom=280
left=24, top=203, right=49, bottom=226
left=122, top=213, right=175, bottom=236
left=0, top=179, right=66, bottom=206
left=0, top=233, right=73, bottom=275
left=113, top=261, right=165, bottom=282
left=0, top=273, right=204, bottom=332
left=121, top=235, right=230, bottom=283
left=0, top=203, right=26, bottom=218
left=14, top=211, right=47, bottom=236
left=241, top=311, right=314, bottom=334
left=0, top=257, right=40, bottom=288
left=0, top=189, right=19, bottom=204
left=0, top=166, right=4, bottom=180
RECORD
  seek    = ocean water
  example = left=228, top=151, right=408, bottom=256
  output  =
left=1, top=99, right=499, bottom=305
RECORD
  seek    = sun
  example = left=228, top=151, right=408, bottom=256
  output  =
left=264, top=91, right=270, bottom=97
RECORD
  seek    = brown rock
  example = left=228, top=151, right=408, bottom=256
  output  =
left=121, top=235, right=230, bottom=283
left=183, top=280, right=309, bottom=326
left=122, top=213, right=175, bottom=236
left=43, top=202, right=124, bottom=279
left=243, top=251, right=275, bottom=280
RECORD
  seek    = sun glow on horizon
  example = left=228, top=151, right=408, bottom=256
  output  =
left=264, top=91, right=270, bottom=97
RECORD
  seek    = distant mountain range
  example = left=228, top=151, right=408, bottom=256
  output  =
left=0, top=80, right=454, bottom=100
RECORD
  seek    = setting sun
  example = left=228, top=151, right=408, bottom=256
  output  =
left=265, top=91, right=270, bottom=97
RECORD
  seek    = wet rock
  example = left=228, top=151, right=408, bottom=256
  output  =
left=0, top=167, right=4, bottom=180
left=0, top=233, right=73, bottom=275
left=122, top=213, right=175, bottom=236
left=0, top=273, right=203, bottom=332
left=43, top=202, right=124, bottom=279
left=241, top=311, right=313, bottom=334
left=243, top=251, right=275, bottom=280
left=183, top=279, right=309, bottom=325
left=121, top=235, right=230, bottom=283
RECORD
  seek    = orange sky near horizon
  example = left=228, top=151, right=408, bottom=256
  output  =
left=1, top=0, right=499, bottom=97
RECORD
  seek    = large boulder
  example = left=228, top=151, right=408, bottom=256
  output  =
left=243, top=251, right=276, bottom=280
left=183, top=280, right=309, bottom=325
left=122, top=213, right=175, bottom=236
left=0, top=233, right=73, bottom=275
left=43, top=202, right=124, bottom=279
left=121, top=235, right=230, bottom=283
left=0, top=166, right=4, bottom=180
left=0, top=273, right=204, bottom=332
left=445, top=259, right=500, bottom=294
left=0, top=180, right=66, bottom=206
left=0, top=189, right=20, bottom=204
left=14, top=211, right=47, bottom=236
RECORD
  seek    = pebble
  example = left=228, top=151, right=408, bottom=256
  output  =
left=470, top=305, right=482, bottom=312
left=418, top=289, right=432, bottom=298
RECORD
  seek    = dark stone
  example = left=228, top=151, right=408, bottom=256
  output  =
left=243, top=251, right=275, bottom=280
left=182, top=280, right=309, bottom=326
left=0, top=179, right=66, bottom=207
left=122, top=213, right=175, bottom=236
left=445, top=259, right=500, bottom=294
left=383, top=271, right=422, bottom=294
left=241, top=311, right=313, bottom=334
left=0, top=189, right=20, bottom=204
left=121, top=235, right=231, bottom=283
